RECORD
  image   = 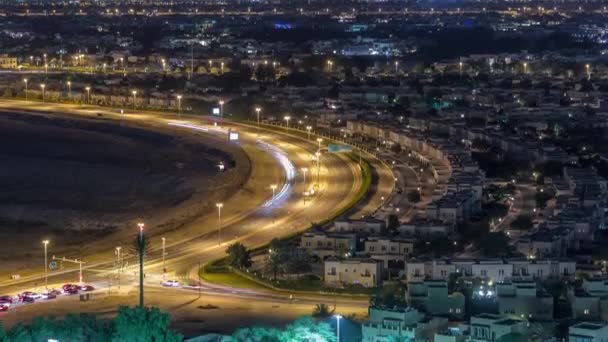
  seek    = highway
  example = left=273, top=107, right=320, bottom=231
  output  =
left=0, top=99, right=394, bottom=334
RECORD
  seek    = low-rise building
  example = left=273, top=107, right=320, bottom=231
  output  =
left=299, top=230, right=356, bottom=260
left=404, top=258, right=576, bottom=282
left=361, top=306, right=448, bottom=342
left=496, top=279, right=554, bottom=321
left=0, top=55, right=17, bottom=69
left=407, top=280, right=466, bottom=320
left=397, top=219, right=454, bottom=237
left=569, top=322, right=608, bottom=342
left=324, top=257, right=383, bottom=287
left=569, top=277, right=608, bottom=321
left=470, top=314, right=527, bottom=341
left=364, top=236, right=415, bottom=269
left=335, top=218, right=386, bottom=235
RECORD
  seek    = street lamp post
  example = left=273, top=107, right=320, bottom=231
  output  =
left=137, top=222, right=145, bottom=307
left=458, top=61, right=463, bottom=75
left=523, top=62, right=528, bottom=74
left=67, top=81, right=71, bottom=99
left=394, top=61, right=399, bottom=73
left=302, top=167, right=308, bottom=185
left=115, top=246, right=122, bottom=289
left=219, top=100, right=224, bottom=117
left=221, top=62, right=225, bottom=74
left=40, top=84, right=45, bottom=103
left=315, top=151, right=321, bottom=188
left=120, top=57, right=125, bottom=73
left=586, top=63, right=591, bottom=80
left=255, top=106, right=261, bottom=131
left=85, top=86, right=91, bottom=104
left=306, top=126, right=312, bottom=140
left=161, top=58, right=166, bottom=72
left=161, top=237, right=166, bottom=279
left=335, top=315, right=342, bottom=342
left=132, top=90, right=137, bottom=111
left=316, top=138, right=323, bottom=152
left=271, top=184, right=277, bottom=197
left=23, top=78, right=28, bottom=101
left=43, top=240, right=49, bottom=289
left=216, top=203, right=223, bottom=245
left=284, top=115, right=291, bottom=129
left=176, top=95, right=182, bottom=117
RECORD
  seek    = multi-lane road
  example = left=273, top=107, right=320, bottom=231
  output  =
left=0, top=99, right=394, bottom=334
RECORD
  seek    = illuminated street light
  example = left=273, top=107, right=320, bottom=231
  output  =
left=216, top=203, right=223, bottom=245
left=120, top=57, right=125, bottom=73
left=115, top=246, right=122, bottom=289
left=176, top=94, right=182, bottom=117
left=523, top=62, right=528, bottom=74
left=302, top=167, right=308, bottom=185
left=221, top=62, right=225, bottom=74
left=458, top=61, right=463, bottom=74
left=255, top=106, right=262, bottom=130
left=306, top=126, right=312, bottom=140
left=132, top=90, right=137, bottom=110
left=23, top=78, right=28, bottom=101
left=586, top=63, right=591, bottom=80
left=43, top=240, right=49, bottom=289
left=161, top=237, right=166, bottom=279
left=335, top=315, right=342, bottom=342
left=67, top=81, right=71, bottom=99
left=394, top=61, right=399, bottom=73
left=219, top=100, right=224, bottom=117
left=40, top=84, right=45, bottom=103
left=44, top=63, right=48, bottom=74
left=315, top=151, right=321, bottom=188
left=270, top=184, right=277, bottom=198
left=85, top=86, right=91, bottom=104
left=137, top=222, right=145, bottom=307
left=316, top=138, right=323, bottom=151
left=327, top=60, right=333, bottom=72
left=284, top=115, right=291, bottom=128
left=161, top=58, right=166, bottom=72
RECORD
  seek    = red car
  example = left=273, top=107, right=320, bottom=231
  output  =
left=62, top=284, right=79, bottom=294
left=0, top=295, right=15, bottom=304
left=0, top=303, right=9, bottom=312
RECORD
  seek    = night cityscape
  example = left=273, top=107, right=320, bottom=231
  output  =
left=0, top=0, right=608, bottom=341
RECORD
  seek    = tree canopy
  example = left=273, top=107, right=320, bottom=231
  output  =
left=232, top=316, right=336, bottom=342
left=0, top=306, right=182, bottom=342
left=226, top=243, right=252, bottom=269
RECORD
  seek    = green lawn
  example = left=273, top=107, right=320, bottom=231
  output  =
left=201, top=270, right=271, bottom=291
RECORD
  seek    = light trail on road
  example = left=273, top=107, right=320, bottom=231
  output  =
left=258, top=140, right=296, bottom=209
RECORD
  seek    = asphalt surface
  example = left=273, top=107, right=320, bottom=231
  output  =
left=0, top=99, right=394, bottom=333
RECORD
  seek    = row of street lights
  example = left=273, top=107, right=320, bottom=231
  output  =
left=20, top=80, right=183, bottom=114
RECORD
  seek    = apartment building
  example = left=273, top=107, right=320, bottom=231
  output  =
left=407, top=280, right=466, bottom=320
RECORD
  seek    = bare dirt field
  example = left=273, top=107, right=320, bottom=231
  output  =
left=0, top=111, right=249, bottom=268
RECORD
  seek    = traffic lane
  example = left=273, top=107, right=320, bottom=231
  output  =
left=0, top=103, right=360, bottom=296
left=0, top=112, right=285, bottom=290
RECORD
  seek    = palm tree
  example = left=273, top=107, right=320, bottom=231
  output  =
left=312, top=303, right=334, bottom=317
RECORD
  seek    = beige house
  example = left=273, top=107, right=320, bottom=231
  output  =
left=324, top=257, right=383, bottom=287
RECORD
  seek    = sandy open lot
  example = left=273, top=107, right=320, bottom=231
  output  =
left=0, top=111, right=249, bottom=268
